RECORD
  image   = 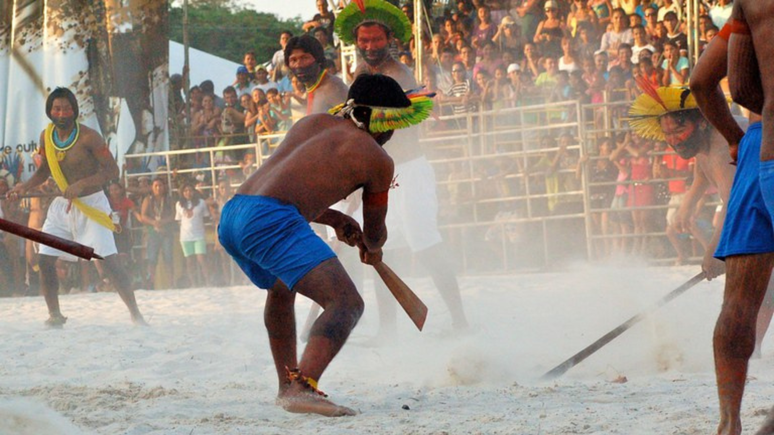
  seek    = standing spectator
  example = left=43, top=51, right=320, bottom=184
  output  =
left=653, top=148, right=693, bottom=264
left=492, top=15, right=526, bottom=57
left=566, top=0, right=599, bottom=38
left=599, top=8, right=633, bottom=59
left=576, top=137, right=618, bottom=259
left=630, top=24, right=655, bottom=63
left=472, top=5, right=498, bottom=56
left=589, top=0, right=613, bottom=27
left=287, top=75, right=307, bottom=123
left=242, top=50, right=259, bottom=80
left=199, top=80, right=225, bottom=109
left=175, top=183, right=210, bottom=287
left=608, top=43, right=634, bottom=80
left=459, top=44, right=478, bottom=79
left=514, top=0, right=543, bottom=43
left=534, top=1, right=566, bottom=59
left=234, top=66, right=253, bottom=98
left=140, top=178, right=176, bottom=290
left=191, top=93, right=221, bottom=148
left=266, top=88, right=292, bottom=131
left=642, top=5, right=660, bottom=44
left=218, top=86, right=248, bottom=149
left=211, top=178, right=234, bottom=285
left=520, top=41, right=542, bottom=79
left=575, top=21, right=599, bottom=60
left=473, top=41, right=505, bottom=80
left=657, top=0, right=681, bottom=22
left=270, top=31, right=293, bottom=81
left=254, top=66, right=275, bottom=94
left=443, top=61, right=478, bottom=114
left=558, top=36, right=580, bottom=73
left=625, top=134, right=655, bottom=256
left=535, top=56, right=560, bottom=93
left=435, top=47, right=456, bottom=94
left=107, top=181, right=135, bottom=265
left=662, top=11, right=688, bottom=55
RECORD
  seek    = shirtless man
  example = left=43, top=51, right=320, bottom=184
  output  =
left=340, top=0, right=469, bottom=333
left=691, top=15, right=774, bottom=435
left=7, top=88, right=145, bottom=327
left=217, top=74, right=432, bottom=417
left=284, top=35, right=348, bottom=115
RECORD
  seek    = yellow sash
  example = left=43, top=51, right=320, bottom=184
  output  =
left=44, top=123, right=116, bottom=232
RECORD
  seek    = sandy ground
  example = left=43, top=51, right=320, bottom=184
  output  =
left=2, top=264, right=774, bottom=434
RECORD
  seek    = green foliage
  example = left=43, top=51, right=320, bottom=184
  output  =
left=169, top=2, right=303, bottom=66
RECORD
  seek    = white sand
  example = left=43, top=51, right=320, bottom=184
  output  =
left=1, top=264, right=773, bottom=434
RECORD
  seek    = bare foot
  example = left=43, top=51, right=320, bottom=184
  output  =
left=276, top=384, right=356, bottom=417
left=132, top=314, right=149, bottom=326
left=44, top=314, right=67, bottom=329
left=718, top=417, right=742, bottom=435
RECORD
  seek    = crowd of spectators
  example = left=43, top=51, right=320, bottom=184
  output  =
left=0, top=0, right=738, bottom=297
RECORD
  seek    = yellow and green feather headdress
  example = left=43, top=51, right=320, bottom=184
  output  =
left=329, top=87, right=435, bottom=133
left=628, top=77, right=699, bottom=141
left=335, top=0, right=413, bottom=45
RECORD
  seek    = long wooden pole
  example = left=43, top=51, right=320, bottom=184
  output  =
left=0, top=218, right=102, bottom=261
left=542, top=272, right=706, bottom=380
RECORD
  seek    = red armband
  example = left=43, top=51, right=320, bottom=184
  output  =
left=717, top=22, right=732, bottom=41
left=363, top=190, right=388, bottom=207
left=730, top=18, right=751, bottom=35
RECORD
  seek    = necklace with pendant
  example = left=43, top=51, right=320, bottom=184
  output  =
left=51, top=122, right=80, bottom=162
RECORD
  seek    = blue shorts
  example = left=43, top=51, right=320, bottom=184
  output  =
left=716, top=122, right=774, bottom=259
left=217, top=195, right=336, bottom=290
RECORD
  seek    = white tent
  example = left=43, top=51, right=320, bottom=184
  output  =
left=169, top=41, right=241, bottom=95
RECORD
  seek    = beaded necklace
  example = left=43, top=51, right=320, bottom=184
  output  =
left=50, top=122, right=80, bottom=162
left=305, top=70, right=328, bottom=115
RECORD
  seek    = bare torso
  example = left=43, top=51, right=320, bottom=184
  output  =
left=237, top=114, right=394, bottom=222
left=38, top=124, right=115, bottom=197
left=696, top=129, right=736, bottom=202
left=354, top=58, right=423, bottom=164
left=733, top=0, right=774, bottom=160
left=308, top=74, right=349, bottom=115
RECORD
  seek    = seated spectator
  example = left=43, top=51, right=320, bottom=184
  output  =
left=660, top=40, right=688, bottom=86
left=429, top=33, right=447, bottom=64
left=302, top=0, right=335, bottom=39
left=568, top=69, right=590, bottom=103
left=637, top=56, right=660, bottom=88
left=599, top=8, right=632, bottom=59
left=435, top=47, right=456, bottom=94
left=240, top=93, right=257, bottom=142
left=642, top=5, right=660, bottom=43
left=219, top=86, right=248, bottom=145
left=534, top=1, right=566, bottom=59
left=548, top=70, right=571, bottom=102
left=255, top=97, right=278, bottom=135
left=459, top=44, right=477, bottom=80
left=582, top=55, right=606, bottom=104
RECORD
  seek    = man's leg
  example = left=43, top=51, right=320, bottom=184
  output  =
left=102, top=255, right=146, bottom=324
left=272, top=258, right=363, bottom=417
left=754, top=276, right=774, bottom=358
left=416, top=243, right=469, bottom=330
left=38, top=254, right=65, bottom=327
left=715, top=253, right=774, bottom=435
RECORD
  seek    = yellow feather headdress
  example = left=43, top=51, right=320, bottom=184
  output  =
left=628, top=77, right=699, bottom=141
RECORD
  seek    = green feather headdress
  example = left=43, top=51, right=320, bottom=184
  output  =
left=335, top=0, right=412, bottom=45
left=329, top=88, right=435, bottom=133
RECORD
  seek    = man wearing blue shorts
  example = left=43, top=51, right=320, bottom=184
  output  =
left=691, top=22, right=774, bottom=435
left=218, top=74, right=435, bottom=417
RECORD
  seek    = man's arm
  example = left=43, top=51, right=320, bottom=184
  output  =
left=727, top=3, right=764, bottom=113
left=690, top=27, right=746, bottom=162
left=361, top=155, right=394, bottom=256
